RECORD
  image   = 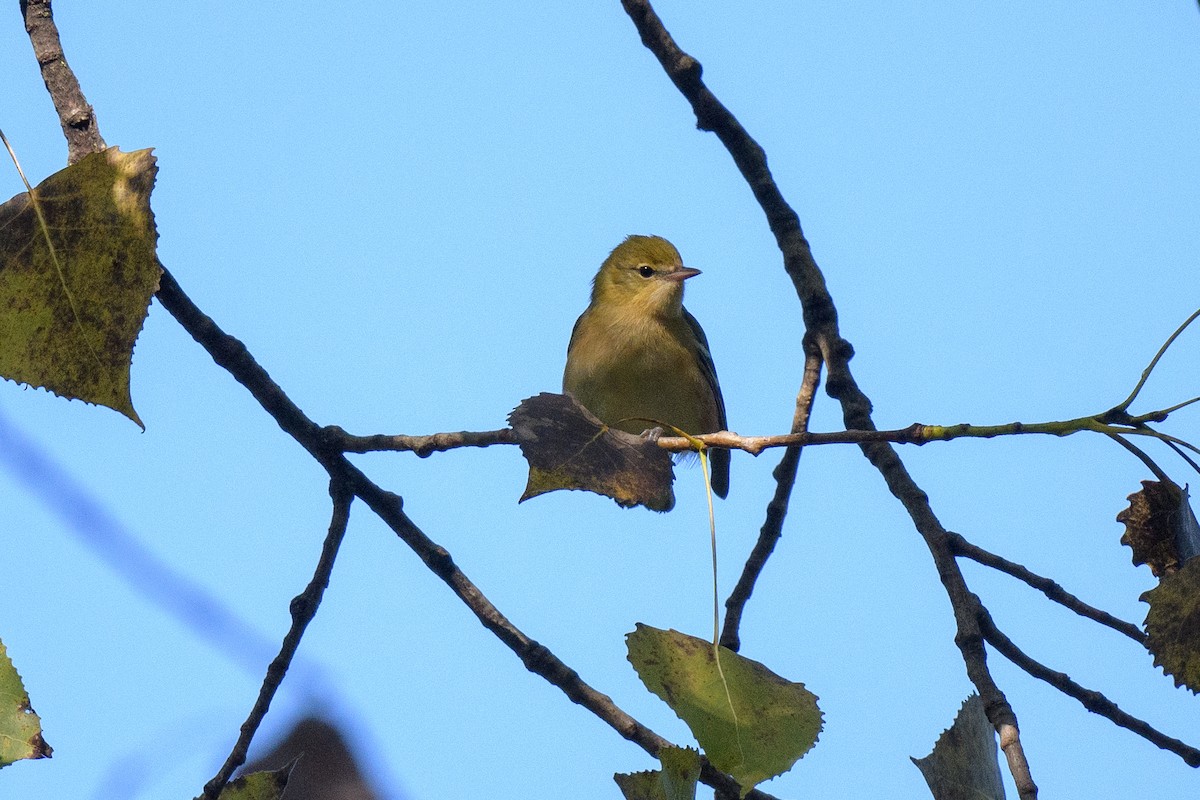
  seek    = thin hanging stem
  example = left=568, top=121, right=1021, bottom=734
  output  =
left=699, top=448, right=719, bottom=646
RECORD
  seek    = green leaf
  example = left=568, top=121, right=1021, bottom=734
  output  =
left=615, top=746, right=702, bottom=800
left=509, top=393, right=676, bottom=512
left=1142, top=557, right=1200, bottom=693
left=615, top=770, right=663, bottom=800
left=626, top=625, right=821, bottom=797
left=195, top=761, right=295, bottom=800
left=0, top=147, right=163, bottom=427
left=0, top=639, right=52, bottom=768
left=658, top=745, right=702, bottom=800
left=911, top=694, right=1006, bottom=800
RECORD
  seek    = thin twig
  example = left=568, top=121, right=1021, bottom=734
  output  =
left=1124, top=427, right=1200, bottom=458
left=1106, top=432, right=1172, bottom=483
left=18, top=0, right=106, bottom=163
left=333, top=406, right=1197, bottom=458
left=1112, top=307, right=1200, bottom=413
left=720, top=338, right=822, bottom=652
left=947, top=532, right=1146, bottom=644
left=1157, top=395, right=1200, bottom=417
left=1162, top=438, right=1200, bottom=479
left=979, top=608, right=1200, bottom=767
left=202, top=480, right=355, bottom=799
left=328, top=425, right=515, bottom=456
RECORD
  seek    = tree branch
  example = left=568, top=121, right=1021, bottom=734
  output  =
left=948, top=531, right=1146, bottom=644
left=720, top=337, right=822, bottom=652
left=979, top=608, right=1200, bottom=767
left=328, top=411, right=1192, bottom=458
left=18, top=0, right=105, bottom=163
left=202, top=480, right=354, bottom=799
left=329, top=425, right=515, bottom=456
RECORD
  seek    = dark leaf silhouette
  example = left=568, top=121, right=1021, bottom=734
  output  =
left=509, top=392, right=675, bottom=512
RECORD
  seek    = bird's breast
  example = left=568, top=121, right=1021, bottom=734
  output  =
left=563, top=307, right=718, bottom=436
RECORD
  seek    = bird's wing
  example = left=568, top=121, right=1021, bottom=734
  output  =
left=683, top=308, right=730, bottom=498
left=682, top=308, right=727, bottom=431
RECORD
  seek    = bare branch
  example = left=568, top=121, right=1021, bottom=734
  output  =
left=19, top=0, right=105, bottom=163
left=720, top=338, right=822, bottom=652
left=1111, top=307, right=1200, bottom=414
left=202, top=479, right=354, bottom=799
left=979, top=608, right=1200, bottom=768
left=327, top=425, right=515, bottom=455
left=948, top=532, right=1146, bottom=645
left=995, top=719, right=1038, bottom=800
left=327, top=416, right=1172, bottom=457
left=1106, top=433, right=1172, bottom=483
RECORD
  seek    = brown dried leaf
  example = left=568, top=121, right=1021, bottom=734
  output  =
left=509, top=393, right=675, bottom=512
left=1117, top=480, right=1189, bottom=577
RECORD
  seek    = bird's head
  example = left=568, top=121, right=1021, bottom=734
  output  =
left=591, top=235, right=700, bottom=315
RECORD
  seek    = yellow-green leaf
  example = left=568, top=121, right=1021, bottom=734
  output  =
left=615, top=746, right=702, bottom=800
left=509, top=393, right=675, bottom=512
left=658, top=745, right=701, bottom=800
left=627, top=625, right=821, bottom=797
left=615, top=770, right=663, bottom=800
left=911, top=694, right=1005, bottom=800
left=195, top=761, right=294, bottom=800
left=0, top=639, right=52, bottom=768
left=0, top=147, right=162, bottom=426
left=1142, top=557, right=1200, bottom=693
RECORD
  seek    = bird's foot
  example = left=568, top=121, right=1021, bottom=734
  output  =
left=639, top=426, right=665, bottom=444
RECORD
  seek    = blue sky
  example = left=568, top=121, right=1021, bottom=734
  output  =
left=2, top=2, right=1199, bottom=798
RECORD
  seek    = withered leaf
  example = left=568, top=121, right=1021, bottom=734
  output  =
left=509, top=393, right=675, bottom=512
left=1117, top=480, right=1196, bottom=577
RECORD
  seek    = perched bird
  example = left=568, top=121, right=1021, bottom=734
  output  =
left=563, top=235, right=729, bottom=498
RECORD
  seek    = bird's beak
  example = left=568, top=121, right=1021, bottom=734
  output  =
left=666, top=267, right=702, bottom=282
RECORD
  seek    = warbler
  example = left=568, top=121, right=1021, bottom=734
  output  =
left=563, top=235, right=730, bottom=498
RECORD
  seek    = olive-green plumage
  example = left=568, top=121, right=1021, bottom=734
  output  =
left=563, top=235, right=730, bottom=498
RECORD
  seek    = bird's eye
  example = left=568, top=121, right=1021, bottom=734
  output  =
left=637, top=265, right=655, bottom=278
